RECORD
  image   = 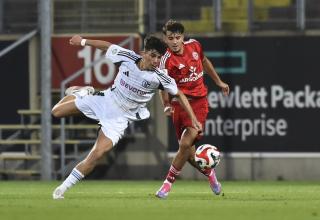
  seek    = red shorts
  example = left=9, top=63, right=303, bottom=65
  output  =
left=171, top=96, right=209, bottom=141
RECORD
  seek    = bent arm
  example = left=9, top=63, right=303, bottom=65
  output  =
left=69, top=35, right=112, bottom=51
left=202, top=56, right=230, bottom=96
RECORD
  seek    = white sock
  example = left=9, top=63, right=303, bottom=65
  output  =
left=71, top=93, right=81, bottom=99
left=75, top=89, right=89, bottom=98
left=67, top=88, right=88, bottom=99
left=61, top=168, right=84, bottom=190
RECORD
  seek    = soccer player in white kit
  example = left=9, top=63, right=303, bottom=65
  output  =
left=52, top=35, right=202, bottom=199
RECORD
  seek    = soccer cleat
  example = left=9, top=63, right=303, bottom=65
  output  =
left=211, top=181, right=222, bottom=195
left=155, top=182, right=171, bottom=199
left=208, top=169, right=222, bottom=195
left=52, top=185, right=67, bottom=200
left=65, top=86, right=95, bottom=97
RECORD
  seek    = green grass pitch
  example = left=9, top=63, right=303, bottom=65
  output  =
left=0, top=181, right=319, bottom=220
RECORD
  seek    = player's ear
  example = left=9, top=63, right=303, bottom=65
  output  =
left=140, top=50, right=145, bottom=56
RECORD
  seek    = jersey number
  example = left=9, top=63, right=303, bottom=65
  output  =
left=78, top=47, right=116, bottom=85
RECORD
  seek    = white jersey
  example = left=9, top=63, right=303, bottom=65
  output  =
left=105, top=44, right=178, bottom=118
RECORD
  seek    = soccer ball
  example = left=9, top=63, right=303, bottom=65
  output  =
left=195, top=144, right=221, bottom=169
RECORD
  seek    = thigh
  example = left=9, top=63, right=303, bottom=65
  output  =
left=179, top=127, right=199, bottom=147
left=76, top=91, right=131, bottom=146
left=99, top=113, right=130, bottom=147
left=52, top=97, right=82, bottom=117
left=173, top=97, right=208, bottom=141
left=172, top=102, right=183, bottom=140
left=191, top=98, right=208, bottom=141
left=76, top=129, right=113, bottom=176
left=91, top=130, right=113, bottom=154
left=74, top=94, right=105, bottom=121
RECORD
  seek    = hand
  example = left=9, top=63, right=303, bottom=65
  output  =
left=217, top=81, right=230, bottom=96
left=193, top=119, right=203, bottom=136
left=69, top=35, right=82, bottom=46
left=163, top=106, right=174, bottom=116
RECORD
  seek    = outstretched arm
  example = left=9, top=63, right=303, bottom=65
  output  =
left=69, top=35, right=112, bottom=51
left=202, top=56, right=230, bottom=96
left=173, top=90, right=203, bottom=135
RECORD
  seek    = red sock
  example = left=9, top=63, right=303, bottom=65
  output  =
left=165, top=165, right=181, bottom=183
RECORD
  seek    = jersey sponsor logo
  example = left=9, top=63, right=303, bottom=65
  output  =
left=142, top=80, right=151, bottom=88
left=179, top=71, right=203, bottom=83
left=178, top=63, right=185, bottom=69
left=192, top=51, right=199, bottom=60
left=189, top=66, right=197, bottom=77
left=120, top=79, right=147, bottom=95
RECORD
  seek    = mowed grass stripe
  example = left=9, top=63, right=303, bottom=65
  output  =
left=0, top=181, right=319, bottom=220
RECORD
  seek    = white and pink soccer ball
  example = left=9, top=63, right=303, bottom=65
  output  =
left=195, top=144, right=221, bottom=169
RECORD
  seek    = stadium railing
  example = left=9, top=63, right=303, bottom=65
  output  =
left=0, top=108, right=97, bottom=179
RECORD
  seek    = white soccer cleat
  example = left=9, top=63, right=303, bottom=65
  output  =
left=52, top=185, right=67, bottom=200
left=65, top=86, right=95, bottom=97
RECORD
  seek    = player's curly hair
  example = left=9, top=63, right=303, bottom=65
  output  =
left=162, top=19, right=185, bottom=34
left=144, top=36, right=167, bottom=55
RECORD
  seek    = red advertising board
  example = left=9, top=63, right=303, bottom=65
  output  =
left=52, top=35, right=141, bottom=89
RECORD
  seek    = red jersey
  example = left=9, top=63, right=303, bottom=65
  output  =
left=160, top=39, right=207, bottom=98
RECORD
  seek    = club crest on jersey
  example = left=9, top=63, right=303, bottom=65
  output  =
left=192, top=51, right=199, bottom=60
left=112, top=48, right=118, bottom=54
left=142, top=80, right=151, bottom=88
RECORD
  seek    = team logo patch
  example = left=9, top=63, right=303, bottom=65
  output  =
left=112, top=49, right=118, bottom=54
left=142, top=80, right=151, bottom=88
left=192, top=51, right=199, bottom=60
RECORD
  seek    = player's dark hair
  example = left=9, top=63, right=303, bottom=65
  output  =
left=162, top=19, right=185, bottom=34
left=144, top=36, right=167, bottom=55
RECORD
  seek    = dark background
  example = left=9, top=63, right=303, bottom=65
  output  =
left=169, top=36, right=320, bottom=152
left=0, top=41, right=29, bottom=124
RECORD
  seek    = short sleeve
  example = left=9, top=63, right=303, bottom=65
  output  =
left=193, top=40, right=204, bottom=61
left=159, top=52, right=169, bottom=70
left=105, top=44, right=141, bottom=64
left=155, top=68, right=178, bottom=95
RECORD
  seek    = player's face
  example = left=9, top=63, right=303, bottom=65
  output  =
left=164, top=31, right=184, bottom=54
left=143, top=49, right=162, bottom=69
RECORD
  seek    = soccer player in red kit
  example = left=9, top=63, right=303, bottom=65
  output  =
left=156, top=20, right=230, bottom=199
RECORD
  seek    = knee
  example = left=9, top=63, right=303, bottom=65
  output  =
left=51, top=105, right=62, bottom=118
left=92, top=147, right=109, bottom=160
left=189, top=152, right=195, bottom=161
left=179, top=142, right=191, bottom=152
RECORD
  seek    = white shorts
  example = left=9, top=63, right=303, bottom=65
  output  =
left=75, top=89, right=134, bottom=146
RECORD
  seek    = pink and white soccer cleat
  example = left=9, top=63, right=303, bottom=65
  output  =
left=208, top=169, right=222, bottom=195
left=155, top=182, right=172, bottom=199
left=211, top=181, right=222, bottom=195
